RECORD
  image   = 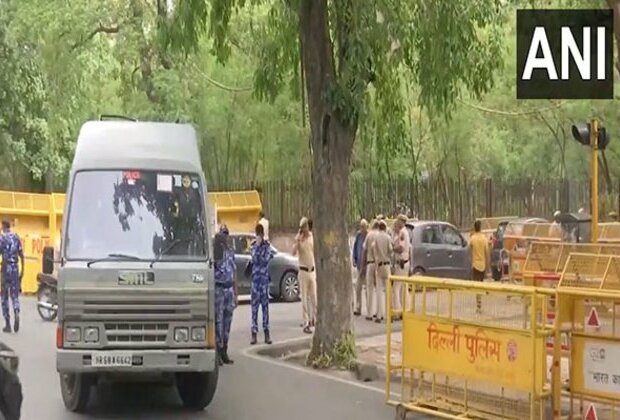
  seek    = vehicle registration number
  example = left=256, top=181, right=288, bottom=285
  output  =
left=91, top=352, right=133, bottom=367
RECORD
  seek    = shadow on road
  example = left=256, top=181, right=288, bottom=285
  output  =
left=82, top=382, right=195, bottom=418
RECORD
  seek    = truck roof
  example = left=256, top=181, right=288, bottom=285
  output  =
left=71, top=121, right=203, bottom=174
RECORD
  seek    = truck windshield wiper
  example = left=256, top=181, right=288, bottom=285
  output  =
left=87, top=253, right=141, bottom=268
left=149, top=238, right=191, bottom=268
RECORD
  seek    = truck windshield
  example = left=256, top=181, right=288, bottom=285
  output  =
left=65, top=170, right=207, bottom=261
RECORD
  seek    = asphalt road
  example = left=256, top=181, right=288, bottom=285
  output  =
left=4, top=296, right=400, bottom=420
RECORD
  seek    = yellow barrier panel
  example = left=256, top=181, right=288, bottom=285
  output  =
left=599, top=222, right=620, bottom=244
left=522, top=244, right=620, bottom=353
left=523, top=242, right=620, bottom=287
left=477, top=216, right=519, bottom=235
left=503, top=222, right=561, bottom=283
left=386, top=275, right=552, bottom=419
left=204, top=190, right=262, bottom=233
left=553, top=253, right=620, bottom=419
left=0, top=191, right=62, bottom=294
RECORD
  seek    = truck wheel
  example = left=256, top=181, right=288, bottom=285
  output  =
left=176, top=366, right=218, bottom=410
left=59, top=372, right=93, bottom=413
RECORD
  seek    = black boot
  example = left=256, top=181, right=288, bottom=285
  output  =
left=13, top=314, right=19, bottom=333
left=264, top=330, right=272, bottom=345
left=250, top=333, right=257, bottom=345
left=2, top=319, right=10, bottom=333
left=217, top=349, right=223, bottom=366
left=221, top=346, right=234, bottom=364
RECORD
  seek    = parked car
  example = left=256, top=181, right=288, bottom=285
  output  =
left=405, top=221, right=472, bottom=280
left=229, top=233, right=300, bottom=302
left=490, top=217, right=547, bottom=281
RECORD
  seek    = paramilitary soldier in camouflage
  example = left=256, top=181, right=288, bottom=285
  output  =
left=213, top=225, right=237, bottom=365
left=250, top=223, right=275, bottom=345
left=0, top=220, right=23, bottom=334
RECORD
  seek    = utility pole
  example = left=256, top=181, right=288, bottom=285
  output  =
left=590, top=119, right=599, bottom=242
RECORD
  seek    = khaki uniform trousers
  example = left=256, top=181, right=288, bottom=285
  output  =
left=299, top=269, right=317, bottom=325
left=392, top=262, right=411, bottom=312
left=370, top=263, right=390, bottom=320
left=354, top=268, right=371, bottom=315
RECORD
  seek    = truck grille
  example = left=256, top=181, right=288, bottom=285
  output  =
left=105, top=322, right=169, bottom=345
left=62, top=289, right=208, bottom=322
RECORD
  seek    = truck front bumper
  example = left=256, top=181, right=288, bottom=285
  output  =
left=56, top=348, right=216, bottom=373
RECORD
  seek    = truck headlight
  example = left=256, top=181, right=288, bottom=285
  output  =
left=65, top=327, right=81, bottom=342
left=174, top=327, right=189, bottom=342
left=191, top=327, right=206, bottom=341
left=84, top=327, right=99, bottom=343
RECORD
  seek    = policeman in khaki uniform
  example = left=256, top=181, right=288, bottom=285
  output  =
left=391, top=214, right=411, bottom=315
left=362, top=220, right=379, bottom=320
left=293, top=217, right=316, bottom=333
left=365, top=220, right=392, bottom=322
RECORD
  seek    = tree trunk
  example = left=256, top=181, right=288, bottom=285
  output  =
left=608, top=0, right=620, bottom=76
left=299, top=0, right=356, bottom=360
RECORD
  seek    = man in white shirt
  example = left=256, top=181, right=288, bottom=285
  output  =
left=258, top=211, right=269, bottom=241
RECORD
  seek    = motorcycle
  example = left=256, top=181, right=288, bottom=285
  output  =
left=36, top=246, right=58, bottom=322
left=36, top=272, right=57, bottom=322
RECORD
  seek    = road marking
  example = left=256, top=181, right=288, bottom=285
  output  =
left=240, top=337, right=401, bottom=398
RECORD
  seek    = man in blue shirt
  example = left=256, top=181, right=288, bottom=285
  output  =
left=0, top=220, right=23, bottom=333
left=250, top=223, right=275, bottom=345
left=352, top=219, right=368, bottom=316
left=214, top=225, right=237, bottom=365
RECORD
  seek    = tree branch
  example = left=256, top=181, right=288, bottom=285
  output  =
left=71, top=23, right=119, bottom=51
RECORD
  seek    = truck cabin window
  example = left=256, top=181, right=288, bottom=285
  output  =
left=65, top=170, right=206, bottom=261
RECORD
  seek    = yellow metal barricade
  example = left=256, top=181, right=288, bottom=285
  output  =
left=504, top=222, right=562, bottom=283
left=0, top=191, right=62, bottom=294
left=552, top=253, right=620, bottom=419
left=207, top=190, right=262, bottom=233
left=599, top=222, right=620, bottom=244
left=523, top=243, right=620, bottom=288
left=477, top=216, right=519, bottom=237
left=522, top=244, right=620, bottom=354
left=386, top=275, right=553, bottom=419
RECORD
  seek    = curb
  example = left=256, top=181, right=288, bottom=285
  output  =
left=250, top=333, right=393, bottom=385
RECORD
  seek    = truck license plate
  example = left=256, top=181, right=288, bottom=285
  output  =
left=91, top=352, right=133, bottom=367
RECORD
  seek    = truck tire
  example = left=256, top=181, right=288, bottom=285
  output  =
left=59, top=372, right=93, bottom=413
left=176, top=365, right=218, bottom=410
left=0, top=360, right=21, bottom=420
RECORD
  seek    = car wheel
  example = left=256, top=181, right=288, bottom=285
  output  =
left=491, top=265, right=502, bottom=281
left=412, top=267, right=425, bottom=292
left=279, top=271, right=300, bottom=302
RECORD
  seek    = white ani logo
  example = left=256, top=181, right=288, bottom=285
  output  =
left=522, top=27, right=607, bottom=81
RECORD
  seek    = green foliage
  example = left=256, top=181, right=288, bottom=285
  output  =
left=0, top=0, right=618, bottom=194
left=308, top=332, right=356, bottom=370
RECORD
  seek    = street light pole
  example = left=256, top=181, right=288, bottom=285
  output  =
left=591, top=118, right=599, bottom=242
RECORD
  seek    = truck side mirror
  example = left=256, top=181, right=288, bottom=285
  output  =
left=42, top=246, right=54, bottom=274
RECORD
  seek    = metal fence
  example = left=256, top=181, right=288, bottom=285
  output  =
left=211, top=177, right=620, bottom=231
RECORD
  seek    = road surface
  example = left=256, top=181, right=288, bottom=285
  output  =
left=5, top=297, right=401, bottom=420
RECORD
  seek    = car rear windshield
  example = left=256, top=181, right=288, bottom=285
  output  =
left=65, top=170, right=206, bottom=261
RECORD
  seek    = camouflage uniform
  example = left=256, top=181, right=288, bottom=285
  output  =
left=214, top=247, right=235, bottom=350
left=0, top=231, right=22, bottom=328
left=250, top=239, right=275, bottom=336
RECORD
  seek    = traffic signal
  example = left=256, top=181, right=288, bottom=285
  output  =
left=571, top=122, right=610, bottom=150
